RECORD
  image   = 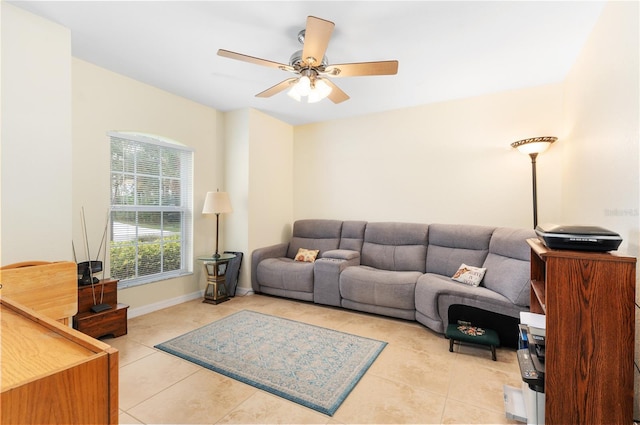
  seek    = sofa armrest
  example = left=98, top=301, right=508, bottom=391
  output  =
left=251, top=243, right=289, bottom=292
left=322, top=249, right=361, bottom=261
left=313, top=254, right=361, bottom=307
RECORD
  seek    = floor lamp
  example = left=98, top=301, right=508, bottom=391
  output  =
left=202, top=190, right=233, bottom=258
left=510, top=136, right=557, bottom=229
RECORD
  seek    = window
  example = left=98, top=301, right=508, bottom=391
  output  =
left=109, top=132, right=193, bottom=288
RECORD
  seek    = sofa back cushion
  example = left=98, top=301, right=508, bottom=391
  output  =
left=361, top=222, right=428, bottom=272
left=426, top=224, right=495, bottom=276
left=482, top=227, right=536, bottom=306
left=287, top=219, right=343, bottom=259
left=339, top=220, right=367, bottom=252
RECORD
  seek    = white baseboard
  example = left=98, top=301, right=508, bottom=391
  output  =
left=127, top=291, right=203, bottom=319
left=127, top=287, right=254, bottom=318
left=236, top=287, right=254, bottom=296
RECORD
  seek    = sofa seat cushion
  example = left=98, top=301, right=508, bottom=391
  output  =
left=256, top=257, right=314, bottom=293
left=415, top=273, right=525, bottom=333
left=340, top=266, right=422, bottom=310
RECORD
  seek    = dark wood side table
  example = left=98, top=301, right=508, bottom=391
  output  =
left=197, top=254, right=235, bottom=304
left=73, top=278, right=129, bottom=339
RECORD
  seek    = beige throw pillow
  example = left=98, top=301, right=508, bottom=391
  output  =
left=295, top=248, right=320, bottom=262
left=452, top=263, right=487, bottom=287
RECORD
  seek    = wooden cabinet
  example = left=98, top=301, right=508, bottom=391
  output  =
left=527, top=238, right=636, bottom=424
left=1, top=297, right=118, bottom=424
left=74, top=279, right=129, bottom=339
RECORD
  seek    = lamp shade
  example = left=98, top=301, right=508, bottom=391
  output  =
left=202, top=191, right=233, bottom=215
left=511, top=136, right=557, bottom=155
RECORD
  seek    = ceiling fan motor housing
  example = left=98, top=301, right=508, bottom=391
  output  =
left=289, top=50, right=328, bottom=71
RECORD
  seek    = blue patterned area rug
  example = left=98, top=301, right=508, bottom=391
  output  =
left=155, top=310, right=386, bottom=416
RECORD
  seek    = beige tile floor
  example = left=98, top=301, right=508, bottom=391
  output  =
left=105, top=293, right=523, bottom=425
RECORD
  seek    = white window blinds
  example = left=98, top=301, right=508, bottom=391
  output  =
left=109, top=132, right=193, bottom=287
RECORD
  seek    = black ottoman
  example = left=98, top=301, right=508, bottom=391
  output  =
left=446, top=322, right=500, bottom=361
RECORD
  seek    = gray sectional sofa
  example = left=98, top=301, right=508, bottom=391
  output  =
left=251, top=219, right=535, bottom=345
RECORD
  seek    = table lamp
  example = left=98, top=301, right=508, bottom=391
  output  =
left=202, top=190, right=233, bottom=258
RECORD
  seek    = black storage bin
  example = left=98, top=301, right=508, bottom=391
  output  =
left=223, top=251, right=243, bottom=296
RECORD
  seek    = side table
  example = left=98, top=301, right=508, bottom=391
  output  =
left=197, top=254, right=235, bottom=304
left=73, top=278, right=129, bottom=339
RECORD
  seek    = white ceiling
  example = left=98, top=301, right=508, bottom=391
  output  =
left=9, top=1, right=606, bottom=126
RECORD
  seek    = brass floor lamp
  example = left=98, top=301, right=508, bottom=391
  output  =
left=511, top=137, right=557, bottom=229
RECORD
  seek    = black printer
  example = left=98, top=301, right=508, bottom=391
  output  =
left=535, top=223, right=622, bottom=252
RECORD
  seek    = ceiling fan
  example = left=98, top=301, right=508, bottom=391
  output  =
left=217, top=16, right=399, bottom=104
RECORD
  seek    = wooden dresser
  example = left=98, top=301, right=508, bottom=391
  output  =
left=0, top=261, right=77, bottom=324
left=0, top=261, right=119, bottom=424
left=74, top=279, right=129, bottom=339
left=527, top=238, right=636, bottom=424
left=1, top=297, right=118, bottom=424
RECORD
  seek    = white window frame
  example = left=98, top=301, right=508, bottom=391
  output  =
left=108, top=131, right=194, bottom=288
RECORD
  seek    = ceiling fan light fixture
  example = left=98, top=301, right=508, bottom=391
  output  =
left=298, top=75, right=312, bottom=96
left=308, top=78, right=332, bottom=103
left=287, top=89, right=301, bottom=102
left=288, top=77, right=332, bottom=103
left=287, top=76, right=309, bottom=100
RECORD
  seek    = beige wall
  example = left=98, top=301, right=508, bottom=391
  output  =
left=561, top=0, right=640, bottom=416
left=224, top=108, right=294, bottom=292
left=247, top=109, right=294, bottom=271
left=223, top=110, right=250, bottom=289
left=293, top=84, right=564, bottom=228
left=72, top=58, right=223, bottom=310
left=1, top=3, right=72, bottom=264
left=562, top=0, right=639, bottom=256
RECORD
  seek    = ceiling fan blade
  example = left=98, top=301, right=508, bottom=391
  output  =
left=323, top=79, right=350, bottom=104
left=301, top=16, right=335, bottom=67
left=218, top=49, right=294, bottom=72
left=325, top=61, right=399, bottom=77
left=256, top=78, right=298, bottom=98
